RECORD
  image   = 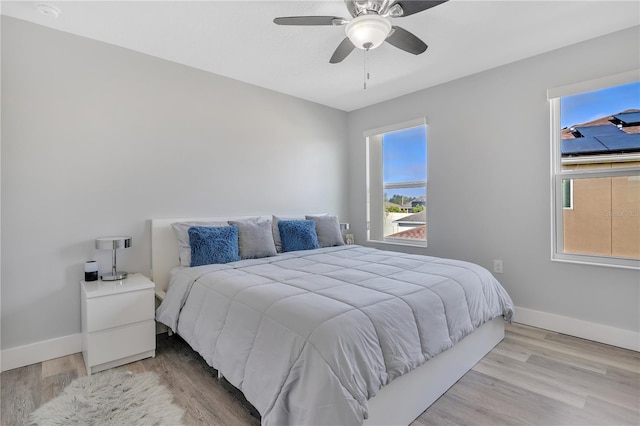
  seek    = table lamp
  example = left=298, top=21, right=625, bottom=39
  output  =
left=95, top=236, right=131, bottom=280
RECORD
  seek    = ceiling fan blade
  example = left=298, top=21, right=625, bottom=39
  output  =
left=386, top=26, right=428, bottom=55
left=273, top=16, right=344, bottom=26
left=330, top=38, right=356, bottom=64
left=394, top=1, right=448, bottom=17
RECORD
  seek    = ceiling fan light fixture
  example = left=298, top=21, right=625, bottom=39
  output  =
left=345, top=15, right=392, bottom=50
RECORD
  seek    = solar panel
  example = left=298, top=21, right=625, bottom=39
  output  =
left=574, top=125, right=623, bottom=138
left=596, top=133, right=640, bottom=152
left=561, top=137, right=609, bottom=156
left=612, top=112, right=640, bottom=125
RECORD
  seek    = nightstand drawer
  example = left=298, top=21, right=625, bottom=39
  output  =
left=86, top=289, right=154, bottom=332
left=87, top=320, right=155, bottom=366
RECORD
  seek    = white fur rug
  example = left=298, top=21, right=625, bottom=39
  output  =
left=29, top=369, right=184, bottom=426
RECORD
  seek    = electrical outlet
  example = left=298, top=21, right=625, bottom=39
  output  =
left=493, top=259, right=503, bottom=274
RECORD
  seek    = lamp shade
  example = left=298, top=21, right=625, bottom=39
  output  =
left=95, top=236, right=131, bottom=250
left=345, top=15, right=392, bottom=50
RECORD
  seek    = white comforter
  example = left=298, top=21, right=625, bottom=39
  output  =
left=156, top=245, right=513, bottom=425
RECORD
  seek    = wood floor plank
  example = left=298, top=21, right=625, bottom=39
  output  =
left=417, top=369, right=595, bottom=426
left=40, top=370, right=77, bottom=405
left=0, top=363, right=41, bottom=426
left=502, top=335, right=609, bottom=375
left=583, top=395, right=640, bottom=426
left=506, top=322, right=550, bottom=339
left=605, top=363, right=640, bottom=390
left=526, top=353, right=640, bottom=412
left=416, top=370, right=538, bottom=426
left=489, top=341, right=531, bottom=362
left=544, top=330, right=640, bottom=365
left=507, top=331, right=639, bottom=373
left=473, top=352, right=588, bottom=408
left=2, top=325, right=638, bottom=426
left=41, top=355, right=74, bottom=379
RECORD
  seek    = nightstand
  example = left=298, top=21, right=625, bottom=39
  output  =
left=81, top=273, right=156, bottom=375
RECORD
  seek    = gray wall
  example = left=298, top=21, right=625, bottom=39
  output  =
left=1, top=17, right=348, bottom=349
left=347, top=26, right=640, bottom=333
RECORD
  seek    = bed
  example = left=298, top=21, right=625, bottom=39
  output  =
left=152, top=216, right=514, bottom=426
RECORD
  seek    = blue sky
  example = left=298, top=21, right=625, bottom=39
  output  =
left=561, top=81, right=639, bottom=128
left=383, top=125, right=426, bottom=199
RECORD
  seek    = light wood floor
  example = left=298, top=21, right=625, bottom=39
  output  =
left=2, top=323, right=638, bottom=426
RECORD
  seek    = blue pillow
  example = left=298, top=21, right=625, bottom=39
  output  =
left=278, top=220, right=320, bottom=252
left=188, top=226, right=240, bottom=267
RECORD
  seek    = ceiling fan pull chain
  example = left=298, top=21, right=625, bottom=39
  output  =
left=363, top=49, right=367, bottom=90
left=367, top=47, right=371, bottom=82
left=363, top=44, right=372, bottom=90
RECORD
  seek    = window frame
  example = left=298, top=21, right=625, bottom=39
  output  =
left=549, top=70, right=640, bottom=269
left=365, top=117, right=428, bottom=247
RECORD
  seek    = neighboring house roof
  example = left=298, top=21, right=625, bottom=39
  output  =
left=388, top=225, right=426, bottom=240
left=561, top=111, right=640, bottom=157
left=393, top=211, right=426, bottom=224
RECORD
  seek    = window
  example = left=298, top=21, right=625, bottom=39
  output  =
left=366, top=118, right=427, bottom=246
left=549, top=71, right=640, bottom=268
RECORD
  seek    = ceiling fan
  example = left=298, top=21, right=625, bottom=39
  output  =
left=273, top=0, right=448, bottom=64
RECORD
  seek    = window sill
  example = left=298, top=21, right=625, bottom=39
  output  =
left=367, top=238, right=428, bottom=249
left=552, top=252, right=639, bottom=270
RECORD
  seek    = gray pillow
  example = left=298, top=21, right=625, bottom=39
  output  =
left=172, top=221, right=229, bottom=267
left=306, top=215, right=345, bottom=247
left=229, top=217, right=277, bottom=259
left=272, top=215, right=304, bottom=253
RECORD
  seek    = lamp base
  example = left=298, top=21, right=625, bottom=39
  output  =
left=101, top=271, right=128, bottom=281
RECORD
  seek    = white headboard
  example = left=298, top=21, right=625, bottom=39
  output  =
left=150, top=216, right=267, bottom=292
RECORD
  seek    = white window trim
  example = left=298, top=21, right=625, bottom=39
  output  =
left=549, top=70, right=640, bottom=270
left=364, top=117, right=426, bottom=138
left=365, top=117, right=428, bottom=247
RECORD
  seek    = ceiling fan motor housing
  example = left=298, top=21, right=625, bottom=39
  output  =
left=345, top=14, right=392, bottom=50
left=346, top=0, right=388, bottom=18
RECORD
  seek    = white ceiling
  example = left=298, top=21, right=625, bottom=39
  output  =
left=2, top=1, right=639, bottom=111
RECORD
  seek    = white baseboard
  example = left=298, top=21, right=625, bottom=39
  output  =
left=1, top=333, right=81, bottom=372
left=514, top=306, right=639, bottom=352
